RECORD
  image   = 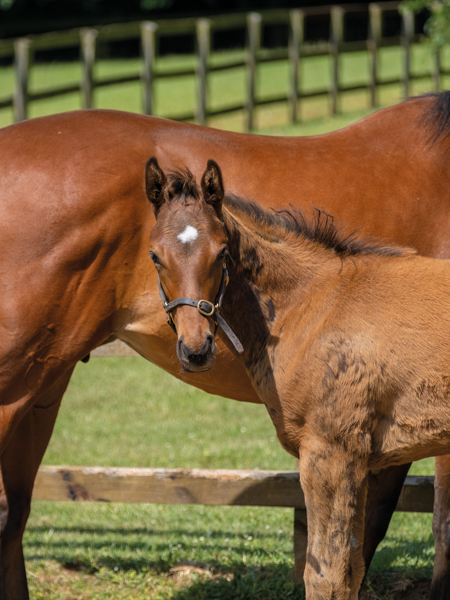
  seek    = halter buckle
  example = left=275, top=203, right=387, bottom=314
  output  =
left=197, top=300, right=215, bottom=317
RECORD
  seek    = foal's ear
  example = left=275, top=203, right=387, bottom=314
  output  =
left=201, top=159, right=224, bottom=217
left=145, top=157, right=167, bottom=216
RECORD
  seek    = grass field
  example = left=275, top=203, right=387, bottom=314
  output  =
left=0, top=42, right=444, bottom=599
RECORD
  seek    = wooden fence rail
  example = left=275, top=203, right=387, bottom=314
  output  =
left=31, top=339, right=436, bottom=583
left=0, top=2, right=446, bottom=129
left=33, top=464, right=435, bottom=583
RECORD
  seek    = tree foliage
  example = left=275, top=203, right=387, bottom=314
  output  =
left=401, top=0, right=450, bottom=47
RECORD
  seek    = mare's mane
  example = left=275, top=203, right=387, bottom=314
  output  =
left=416, top=90, right=450, bottom=141
left=166, top=170, right=411, bottom=259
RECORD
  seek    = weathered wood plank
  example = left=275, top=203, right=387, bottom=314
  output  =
left=141, top=21, right=158, bottom=115
left=33, top=466, right=305, bottom=507
left=330, top=6, right=343, bottom=116
left=433, top=49, right=441, bottom=92
left=80, top=28, right=98, bottom=109
left=401, top=8, right=414, bottom=98
left=368, top=3, right=381, bottom=107
left=396, top=475, right=434, bottom=513
left=246, top=12, right=261, bottom=132
left=13, top=37, right=32, bottom=122
left=289, top=9, right=304, bottom=123
left=196, top=18, right=211, bottom=126
left=33, top=467, right=434, bottom=513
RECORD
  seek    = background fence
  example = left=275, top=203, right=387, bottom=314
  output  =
left=0, top=1, right=443, bottom=130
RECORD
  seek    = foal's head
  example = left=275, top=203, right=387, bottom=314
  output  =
left=146, top=157, right=230, bottom=372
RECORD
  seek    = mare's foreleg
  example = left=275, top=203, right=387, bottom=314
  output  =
left=431, top=455, right=450, bottom=600
left=0, top=367, right=74, bottom=600
left=299, top=439, right=368, bottom=600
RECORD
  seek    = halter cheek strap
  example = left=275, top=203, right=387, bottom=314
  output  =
left=156, top=264, right=244, bottom=354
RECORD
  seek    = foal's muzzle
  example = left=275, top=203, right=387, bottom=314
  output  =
left=177, top=333, right=216, bottom=372
left=155, top=264, right=244, bottom=357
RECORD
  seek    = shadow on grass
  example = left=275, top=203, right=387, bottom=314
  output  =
left=26, top=525, right=281, bottom=540
left=368, top=534, right=434, bottom=576
left=24, top=525, right=293, bottom=576
left=24, top=527, right=434, bottom=599
left=25, top=526, right=435, bottom=569
left=168, top=564, right=305, bottom=600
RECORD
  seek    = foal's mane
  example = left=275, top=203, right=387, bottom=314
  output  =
left=166, top=167, right=201, bottom=201
left=166, top=171, right=411, bottom=259
left=223, top=193, right=410, bottom=258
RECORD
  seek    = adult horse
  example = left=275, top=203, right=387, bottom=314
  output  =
left=146, top=156, right=450, bottom=600
left=1, top=92, right=450, bottom=599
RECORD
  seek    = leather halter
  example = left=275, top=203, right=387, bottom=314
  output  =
left=156, top=262, right=244, bottom=354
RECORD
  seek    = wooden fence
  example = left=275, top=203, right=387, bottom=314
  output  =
left=0, top=2, right=444, bottom=130
left=32, top=340, right=436, bottom=582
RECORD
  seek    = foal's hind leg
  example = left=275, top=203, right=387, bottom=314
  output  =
left=299, top=438, right=368, bottom=600
left=0, top=367, right=74, bottom=600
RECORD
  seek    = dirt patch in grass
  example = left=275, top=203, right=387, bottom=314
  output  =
left=361, top=575, right=430, bottom=600
left=168, top=560, right=233, bottom=586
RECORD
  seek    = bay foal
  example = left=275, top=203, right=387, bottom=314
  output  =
left=147, top=157, right=450, bottom=600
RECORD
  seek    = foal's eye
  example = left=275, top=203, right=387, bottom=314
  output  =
left=218, top=247, right=228, bottom=261
left=149, top=251, right=160, bottom=266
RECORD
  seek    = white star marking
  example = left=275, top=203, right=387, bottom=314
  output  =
left=178, top=225, right=199, bottom=243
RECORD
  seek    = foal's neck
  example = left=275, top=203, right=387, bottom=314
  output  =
left=220, top=209, right=341, bottom=388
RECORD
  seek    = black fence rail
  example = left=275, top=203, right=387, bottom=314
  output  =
left=0, top=2, right=443, bottom=129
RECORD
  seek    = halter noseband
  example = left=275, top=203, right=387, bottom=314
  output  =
left=156, top=262, right=244, bottom=354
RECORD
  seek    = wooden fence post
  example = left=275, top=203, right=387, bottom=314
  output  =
left=330, top=6, right=344, bottom=115
left=141, top=21, right=158, bottom=116
left=289, top=9, right=304, bottom=124
left=13, top=37, right=32, bottom=122
left=433, top=48, right=441, bottom=92
left=196, top=18, right=211, bottom=127
left=246, top=12, right=261, bottom=132
left=401, top=9, right=414, bottom=98
left=80, top=28, right=98, bottom=109
left=368, top=3, right=381, bottom=107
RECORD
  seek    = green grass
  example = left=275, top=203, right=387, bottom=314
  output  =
left=42, top=358, right=290, bottom=470
left=0, top=41, right=442, bottom=598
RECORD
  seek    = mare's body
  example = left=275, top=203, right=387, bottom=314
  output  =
left=1, top=93, right=450, bottom=598
left=146, top=160, right=450, bottom=600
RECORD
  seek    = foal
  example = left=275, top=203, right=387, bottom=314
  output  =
left=146, top=157, right=450, bottom=600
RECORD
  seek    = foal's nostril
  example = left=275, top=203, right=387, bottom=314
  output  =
left=177, top=336, right=186, bottom=356
left=177, top=334, right=215, bottom=369
left=205, top=334, right=214, bottom=351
